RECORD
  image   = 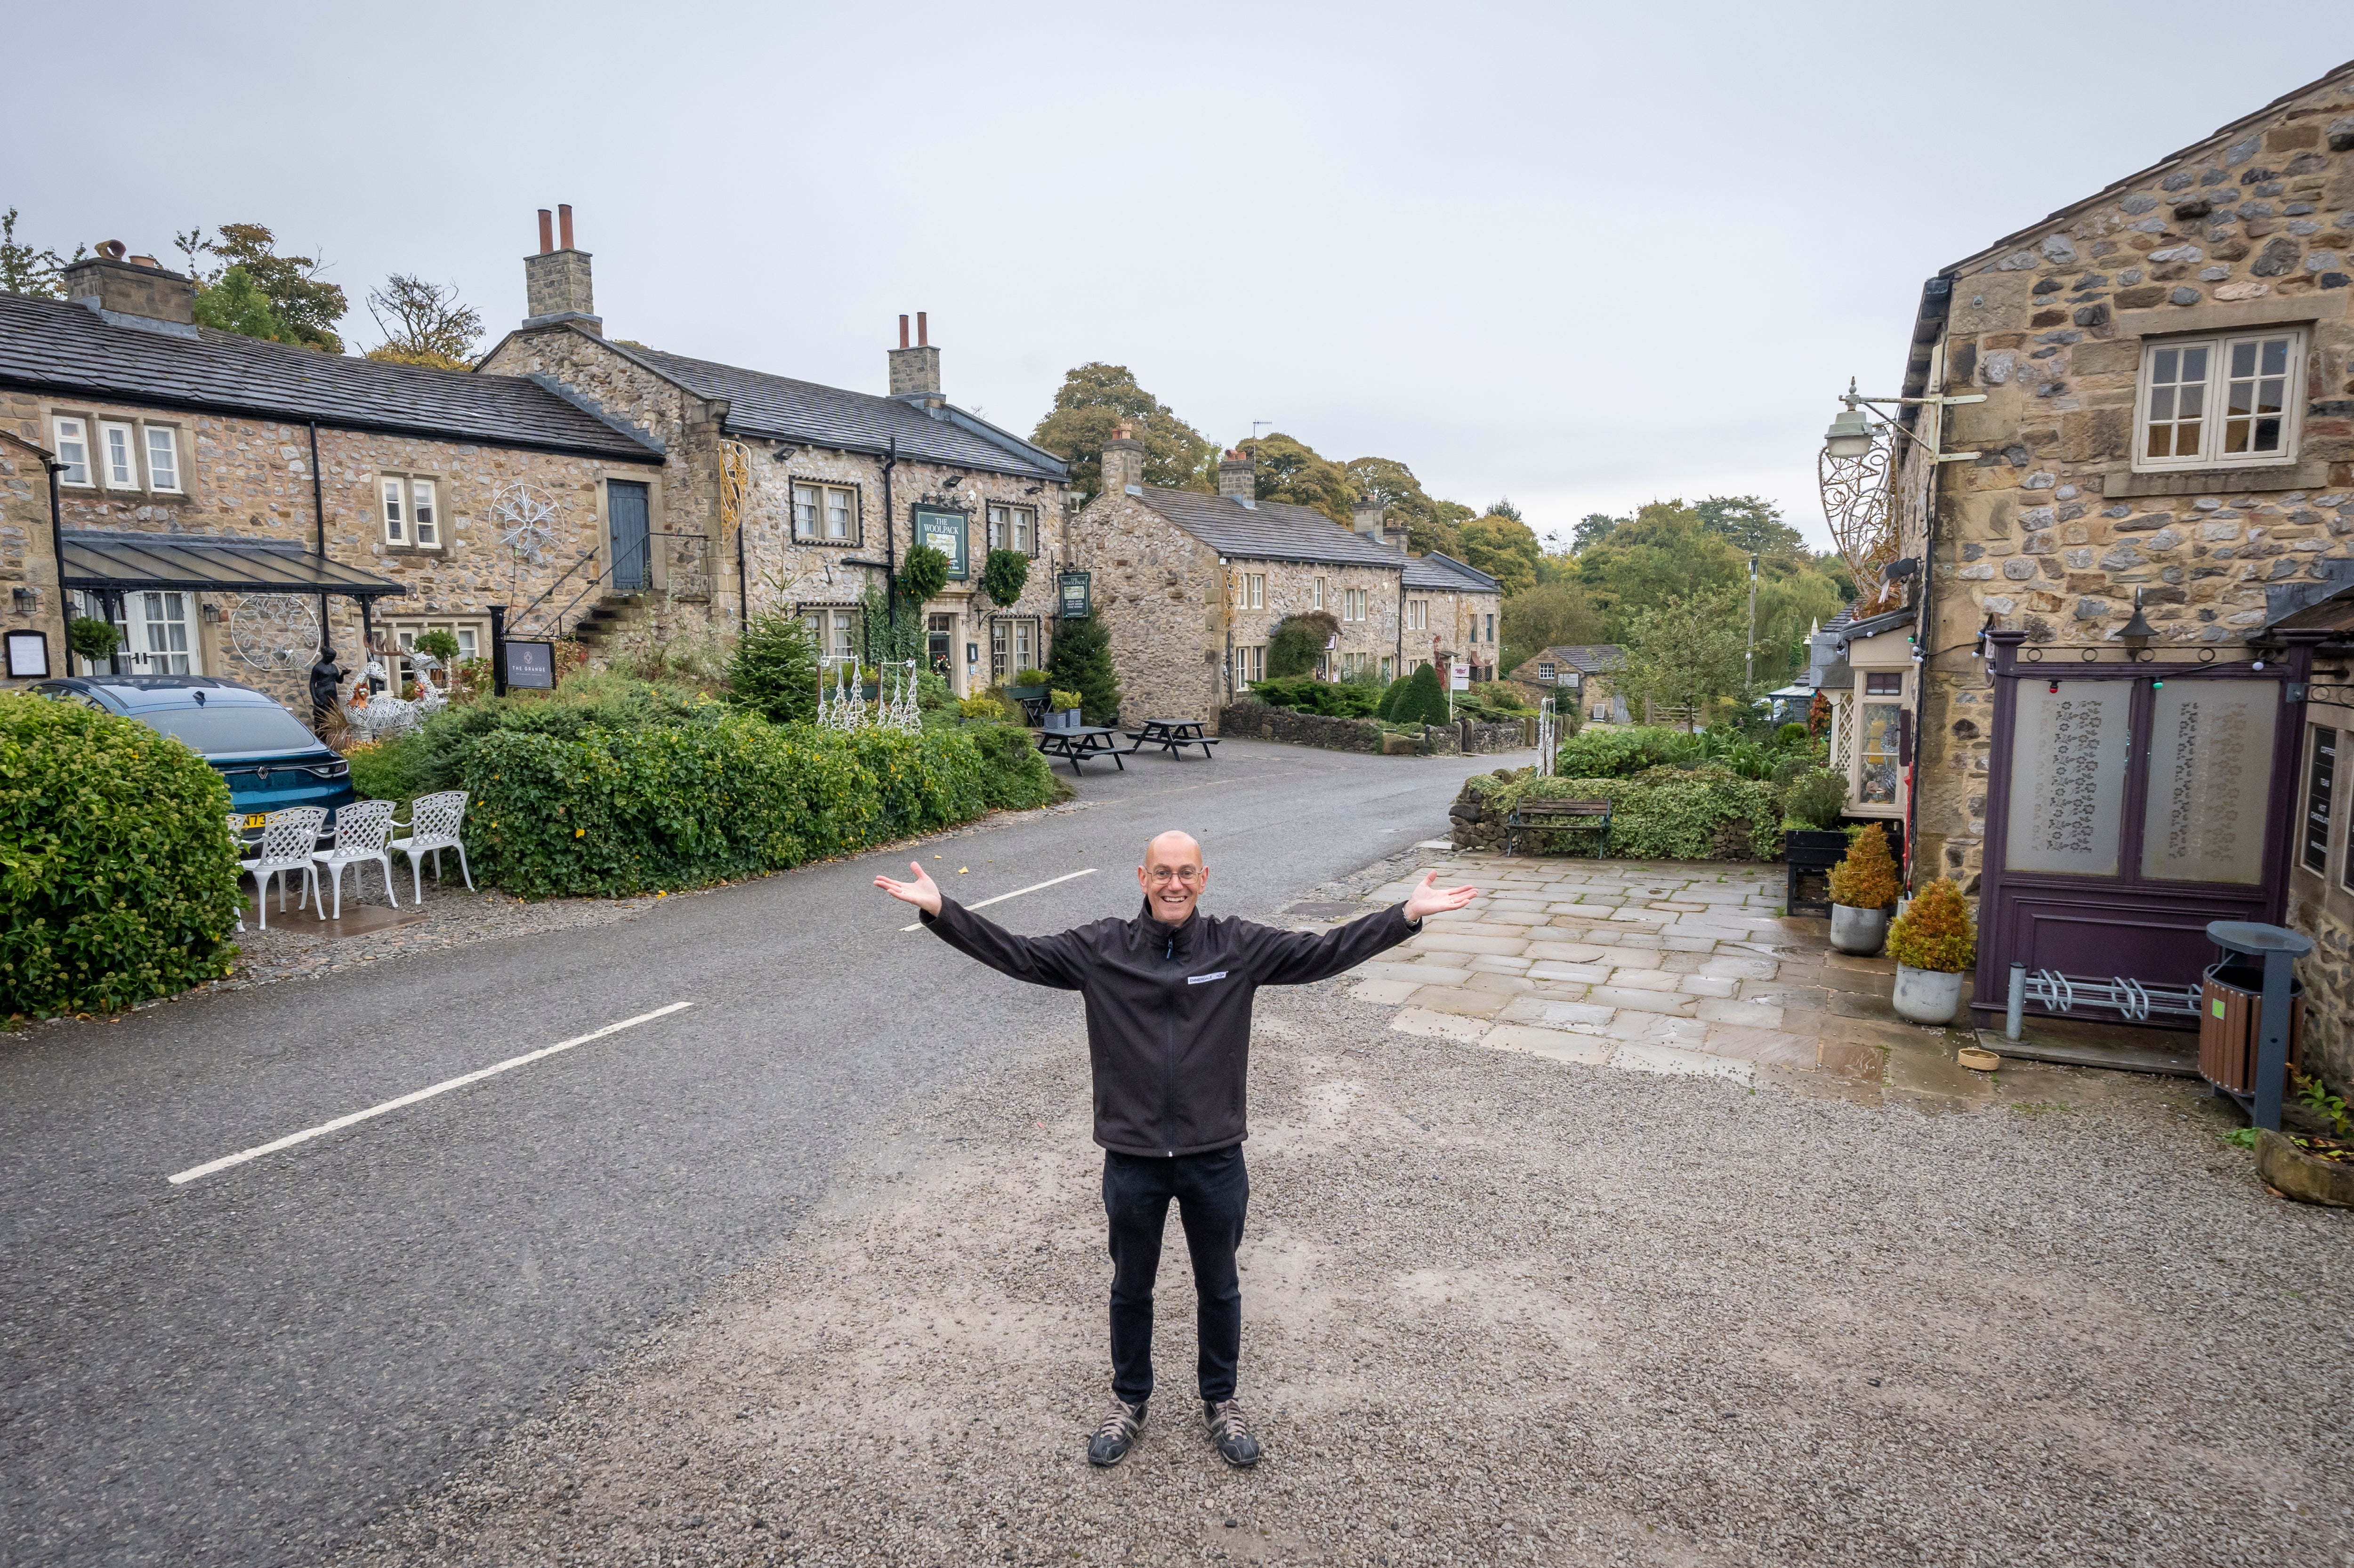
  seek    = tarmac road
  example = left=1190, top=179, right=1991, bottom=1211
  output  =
left=0, top=738, right=1524, bottom=1566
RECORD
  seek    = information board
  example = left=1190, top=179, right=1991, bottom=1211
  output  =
left=503, top=639, right=555, bottom=691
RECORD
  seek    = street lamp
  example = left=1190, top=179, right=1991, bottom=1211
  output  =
left=2120, top=587, right=2157, bottom=652
left=1823, top=407, right=1876, bottom=460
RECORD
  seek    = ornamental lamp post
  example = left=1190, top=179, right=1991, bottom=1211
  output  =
left=2120, top=588, right=2158, bottom=653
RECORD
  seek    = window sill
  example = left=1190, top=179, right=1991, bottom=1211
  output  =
left=791, top=537, right=865, bottom=549
left=382, top=543, right=451, bottom=558
left=2103, top=459, right=2330, bottom=499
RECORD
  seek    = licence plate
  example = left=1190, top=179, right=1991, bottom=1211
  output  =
left=242, top=813, right=269, bottom=828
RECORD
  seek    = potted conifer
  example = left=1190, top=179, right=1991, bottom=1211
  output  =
left=1887, top=877, right=1976, bottom=1024
left=1827, top=822, right=1900, bottom=955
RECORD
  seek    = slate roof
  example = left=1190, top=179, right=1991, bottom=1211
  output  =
left=1510, top=644, right=1624, bottom=680
left=59, top=531, right=408, bottom=598
left=1403, top=550, right=1501, bottom=594
left=1131, top=487, right=1411, bottom=569
left=615, top=343, right=1067, bottom=482
left=0, top=292, right=662, bottom=460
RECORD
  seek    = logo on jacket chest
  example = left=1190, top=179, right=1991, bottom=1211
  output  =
left=1186, top=971, right=1228, bottom=985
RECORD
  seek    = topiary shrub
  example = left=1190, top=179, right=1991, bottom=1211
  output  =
left=68, top=617, right=121, bottom=664
left=1267, top=611, right=1341, bottom=678
left=1390, top=662, right=1451, bottom=726
left=0, top=693, right=242, bottom=1015
left=1827, top=822, right=1900, bottom=910
left=1048, top=689, right=1083, bottom=712
left=413, top=628, right=461, bottom=664
left=727, top=611, right=820, bottom=725
left=982, top=548, right=1031, bottom=609
left=898, top=544, right=951, bottom=607
left=1887, top=878, right=1975, bottom=973
left=1374, top=675, right=1409, bottom=720
left=1779, top=768, right=1847, bottom=830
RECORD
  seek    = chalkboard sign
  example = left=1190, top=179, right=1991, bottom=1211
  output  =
left=913, top=507, right=968, bottom=579
left=504, top=639, right=555, bottom=690
left=1058, top=571, right=1090, bottom=619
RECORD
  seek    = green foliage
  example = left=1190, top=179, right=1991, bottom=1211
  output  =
left=1468, top=765, right=1782, bottom=860
left=0, top=208, right=81, bottom=297
left=981, top=548, right=1031, bottom=609
left=1267, top=611, right=1340, bottom=679
left=2291, top=1069, right=2351, bottom=1139
left=1552, top=723, right=1812, bottom=782
left=181, top=223, right=347, bottom=352
left=412, top=628, right=461, bottom=663
left=1389, top=663, right=1452, bottom=726
left=1499, top=581, right=1607, bottom=674
left=363, top=273, right=482, bottom=368
left=68, top=617, right=121, bottom=662
left=345, top=732, right=437, bottom=805
left=1777, top=722, right=1809, bottom=747
left=1030, top=363, right=1216, bottom=497
left=1046, top=608, right=1121, bottom=726
left=1778, top=768, right=1848, bottom=831
left=964, top=722, right=1062, bottom=810
left=1249, top=676, right=1380, bottom=718
left=727, top=612, right=820, bottom=725
left=914, top=671, right=953, bottom=711
left=1486, top=497, right=1526, bottom=523
left=898, top=544, right=951, bottom=607
left=192, top=265, right=296, bottom=343
left=1618, top=588, right=1750, bottom=731
left=1011, top=667, right=1050, bottom=688
left=960, top=694, right=1011, bottom=721
left=1695, top=495, right=1808, bottom=561
left=1828, top=824, right=1901, bottom=910
left=1459, top=514, right=1541, bottom=596
left=1886, top=877, right=1975, bottom=973
left=1243, top=433, right=1356, bottom=525
left=859, top=581, right=926, bottom=668
left=1374, top=675, right=1409, bottom=720
left=1345, top=457, right=1469, bottom=557
left=1048, top=689, right=1083, bottom=712
left=0, top=693, right=242, bottom=1015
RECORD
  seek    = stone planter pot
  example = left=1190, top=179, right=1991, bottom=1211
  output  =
left=1892, top=962, right=1965, bottom=1025
left=1829, top=902, right=1891, bottom=956
left=2254, top=1129, right=2354, bottom=1207
left=1043, top=708, right=1083, bottom=732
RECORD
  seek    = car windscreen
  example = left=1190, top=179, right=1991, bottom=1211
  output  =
left=134, top=703, right=322, bottom=755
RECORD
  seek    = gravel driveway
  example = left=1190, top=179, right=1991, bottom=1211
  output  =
left=345, top=973, right=2354, bottom=1566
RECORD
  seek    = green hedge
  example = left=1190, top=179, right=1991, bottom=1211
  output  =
left=459, top=716, right=1052, bottom=899
left=0, top=693, right=242, bottom=1016
left=1246, top=676, right=1380, bottom=717
left=1468, top=765, right=1782, bottom=860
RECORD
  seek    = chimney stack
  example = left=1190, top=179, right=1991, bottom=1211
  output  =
left=1218, top=448, right=1257, bottom=509
left=888, top=311, right=942, bottom=401
left=1352, top=499, right=1387, bottom=537
left=522, top=204, right=600, bottom=334
left=62, top=242, right=197, bottom=336
left=1101, top=424, right=1146, bottom=496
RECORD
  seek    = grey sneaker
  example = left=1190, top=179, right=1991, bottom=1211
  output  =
left=1088, top=1397, right=1146, bottom=1467
left=1203, top=1397, right=1260, bottom=1467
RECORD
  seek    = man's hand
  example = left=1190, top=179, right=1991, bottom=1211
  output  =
left=1402, top=868, right=1478, bottom=923
left=874, top=860, right=943, bottom=917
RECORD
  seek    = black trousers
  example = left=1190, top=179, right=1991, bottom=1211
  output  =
left=1102, top=1144, right=1249, bottom=1407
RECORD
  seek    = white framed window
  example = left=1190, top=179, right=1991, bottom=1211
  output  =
left=1235, top=644, right=1265, bottom=683
left=1407, top=599, right=1428, bottom=632
left=798, top=606, right=861, bottom=659
left=100, top=422, right=138, bottom=488
left=987, top=504, right=1035, bottom=555
left=1341, top=587, right=1367, bottom=623
left=1484, top=612, right=1494, bottom=643
left=990, top=616, right=1039, bottom=681
left=381, top=476, right=439, bottom=547
left=381, top=476, right=406, bottom=543
left=792, top=483, right=859, bottom=542
left=1233, top=571, right=1264, bottom=610
left=1538, top=661, right=1556, bottom=681
left=144, top=426, right=180, bottom=492
left=1313, top=576, right=1326, bottom=611
left=382, top=619, right=484, bottom=692
left=132, top=591, right=195, bottom=674
left=2134, top=330, right=2305, bottom=470
left=411, top=479, right=438, bottom=547
left=52, top=417, right=91, bottom=486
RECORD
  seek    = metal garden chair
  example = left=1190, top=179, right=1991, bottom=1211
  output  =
left=390, top=790, right=473, bottom=902
left=311, top=799, right=400, bottom=920
left=240, top=806, right=326, bottom=929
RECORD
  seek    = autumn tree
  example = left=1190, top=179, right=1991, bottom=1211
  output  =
left=1459, top=512, right=1541, bottom=596
left=176, top=224, right=347, bottom=351
left=364, top=274, right=483, bottom=370
left=1345, top=456, right=1470, bottom=557
left=1032, top=363, right=1214, bottom=498
left=1242, top=433, right=1355, bottom=524
left=1499, top=580, right=1607, bottom=674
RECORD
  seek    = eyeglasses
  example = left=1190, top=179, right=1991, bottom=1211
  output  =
left=1145, top=868, right=1203, bottom=885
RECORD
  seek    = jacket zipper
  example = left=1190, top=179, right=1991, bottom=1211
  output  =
left=1164, top=920, right=1179, bottom=1155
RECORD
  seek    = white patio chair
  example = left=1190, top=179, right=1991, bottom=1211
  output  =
left=311, top=799, right=400, bottom=920
left=240, top=806, right=325, bottom=930
left=391, top=790, right=473, bottom=902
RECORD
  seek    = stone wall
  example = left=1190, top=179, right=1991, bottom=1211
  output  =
left=2284, top=873, right=2354, bottom=1091
left=1217, top=702, right=1382, bottom=753
left=1911, top=82, right=2354, bottom=893
left=0, top=435, right=58, bottom=680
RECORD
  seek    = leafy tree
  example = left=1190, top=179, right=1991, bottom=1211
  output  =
left=1458, top=513, right=1541, bottom=596
left=1485, top=497, right=1525, bottom=523
left=364, top=273, right=482, bottom=370
left=1389, top=662, right=1452, bottom=726
left=1046, top=606, right=1122, bottom=725
left=728, top=613, right=820, bottom=724
left=1031, top=363, right=1214, bottom=498
left=1243, top=433, right=1355, bottom=525
left=1574, top=500, right=1746, bottom=636
left=1267, top=611, right=1339, bottom=678
left=981, top=548, right=1030, bottom=609
left=1570, top=512, right=1619, bottom=551
left=191, top=266, right=295, bottom=342
left=1617, top=587, right=1750, bottom=732
left=1696, top=494, right=1807, bottom=562
left=1345, top=456, right=1469, bottom=557
left=0, top=209, right=81, bottom=298
left=1499, top=580, right=1608, bottom=675
left=177, top=224, right=347, bottom=351
left=1751, top=571, right=1846, bottom=686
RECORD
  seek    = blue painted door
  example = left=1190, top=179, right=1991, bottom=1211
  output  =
left=608, top=480, right=651, bottom=592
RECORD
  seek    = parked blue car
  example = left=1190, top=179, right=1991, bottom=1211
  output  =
left=34, top=675, right=355, bottom=832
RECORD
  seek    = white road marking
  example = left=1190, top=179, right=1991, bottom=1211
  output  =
left=166, top=1002, right=696, bottom=1185
left=902, top=867, right=1098, bottom=931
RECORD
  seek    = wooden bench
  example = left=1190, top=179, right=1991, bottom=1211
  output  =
left=1506, top=797, right=1612, bottom=857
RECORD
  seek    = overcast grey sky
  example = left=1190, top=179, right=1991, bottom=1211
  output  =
left=4, top=4, right=2344, bottom=549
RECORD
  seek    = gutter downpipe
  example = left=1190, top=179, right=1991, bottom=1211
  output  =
left=1900, top=275, right=1957, bottom=893
left=308, top=422, right=330, bottom=656
left=880, top=435, right=898, bottom=663
left=45, top=457, right=68, bottom=667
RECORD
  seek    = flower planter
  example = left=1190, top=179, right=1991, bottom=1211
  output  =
left=1043, top=708, right=1083, bottom=732
left=1892, top=962, right=1965, bottom=1024
left=1005, top=684, right=1048, bottom=704
left=1829, top=902, right=1891, bottom=956
left=1784, top=827, right=1847, bottom=917
left=2254, top=1128, right=2354, bottom=1207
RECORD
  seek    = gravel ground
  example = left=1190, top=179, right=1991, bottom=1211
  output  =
left=338, top=975, right=2354, bottom=1567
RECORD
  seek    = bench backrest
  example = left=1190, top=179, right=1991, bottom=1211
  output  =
left=1516, top=798, right=1610, bottom=817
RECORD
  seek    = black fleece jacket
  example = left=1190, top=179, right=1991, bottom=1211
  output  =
left=920, top=895, right=1421, bottom=1156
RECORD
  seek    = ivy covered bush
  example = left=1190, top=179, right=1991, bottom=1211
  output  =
left=0, top=693, right=243, bottom=1016
left=1464, top=764, right=1781, bottom=860
left=1247, top=676, right=1380, bottom=718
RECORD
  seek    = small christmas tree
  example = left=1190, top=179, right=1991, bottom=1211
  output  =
left=1390, top=662, right=1452, bottom=726
left=728, top=611, right=819, bottom=725
left=1046, top=608, right=1122, bottom=726
left=1827, top=822, right=1900, bottom=910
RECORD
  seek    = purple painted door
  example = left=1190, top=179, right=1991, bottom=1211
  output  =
left=1972, top=631, right=2312, bottom=1025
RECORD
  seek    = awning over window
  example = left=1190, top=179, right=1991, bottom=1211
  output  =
left=58, top=531, right=409, bottom=600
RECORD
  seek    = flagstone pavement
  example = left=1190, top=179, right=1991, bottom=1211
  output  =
left=1345, top=851, right=2010, bottom=1106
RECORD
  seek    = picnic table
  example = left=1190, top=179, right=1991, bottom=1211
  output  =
left=1037, top=725, right=1127, bottom=775
left=1125, top=717, right=1220, bottom=759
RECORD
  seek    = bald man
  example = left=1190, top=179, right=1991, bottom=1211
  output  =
left=877, top=831, right=1475, bottom=1468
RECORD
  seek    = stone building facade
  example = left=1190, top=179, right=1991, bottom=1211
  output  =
left=0, top=252, right=664, bottom=707
left=1401, top=550, right=1504, bottom=683
left=480, top=227, right=1072, bottom=694
left=1067, top=440, right=1428, bottom=727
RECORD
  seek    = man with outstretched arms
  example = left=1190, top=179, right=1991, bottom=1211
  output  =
left=876, top=831, right=1476, bottom=1468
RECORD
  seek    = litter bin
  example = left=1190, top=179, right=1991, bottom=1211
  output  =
left=2197, top=959, right=2304, bottom=1094
left=2201, top=921, right=2314, bottom=1132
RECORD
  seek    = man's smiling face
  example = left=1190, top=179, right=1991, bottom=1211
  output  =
left=1137, top=831, right=1207, bottom=925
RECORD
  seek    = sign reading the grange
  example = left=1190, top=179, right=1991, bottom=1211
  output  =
left=503, top=639, right=555, bottom=691
left=913, top=507, right=968, bottom=579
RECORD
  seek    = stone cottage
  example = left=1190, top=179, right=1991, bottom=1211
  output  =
left=479, top=209, right=1071, bottom=695
left=1068, top=437, right=1494, bottom=725
left=1505, top=644, right=1626, bottom=723
left=1849, top=60, right=2354, bottom=1026
left=0, top=244, right=665, bottom=706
